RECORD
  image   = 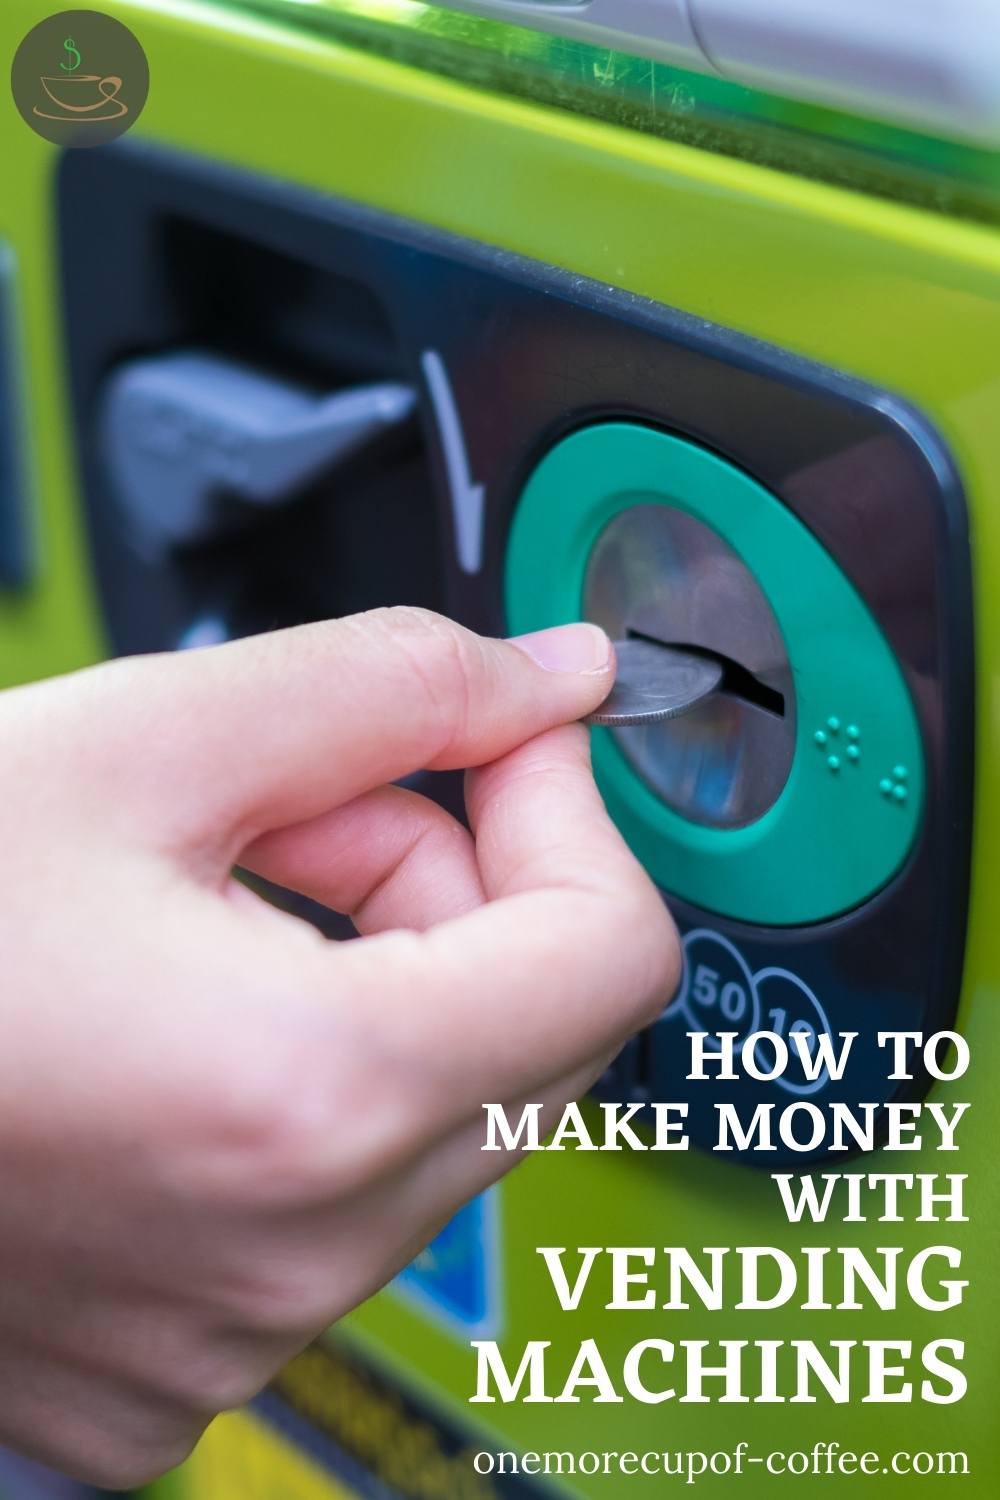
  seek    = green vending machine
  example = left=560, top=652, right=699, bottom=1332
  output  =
left=0, top=1, right=997, bottom=1495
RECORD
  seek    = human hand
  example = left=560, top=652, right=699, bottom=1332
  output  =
left=0, top=607, right=678, bottom=1485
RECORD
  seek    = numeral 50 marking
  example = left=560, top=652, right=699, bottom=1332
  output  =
left=674, top=931, right=833, bottom=1096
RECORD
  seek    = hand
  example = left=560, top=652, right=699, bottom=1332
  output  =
left=0, top=607, right=679, bottom=1486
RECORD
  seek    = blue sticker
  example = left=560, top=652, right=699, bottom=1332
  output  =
left=394, top=1191, right=500, bottom=1337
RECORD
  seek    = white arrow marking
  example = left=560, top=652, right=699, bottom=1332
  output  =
left=421, top=348, right=486, bottom=575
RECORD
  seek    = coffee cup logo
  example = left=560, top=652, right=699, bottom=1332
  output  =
left=12, top=10, right=148, bottom=147
left=36, top=71, right=128, bottom=124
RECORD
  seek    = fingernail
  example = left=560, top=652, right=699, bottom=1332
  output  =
left=508, top=623, right=612, bottom=675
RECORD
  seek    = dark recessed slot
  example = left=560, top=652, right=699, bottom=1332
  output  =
left=157, top=217, right=399, bottom=389
left=627, top=629, right=786, bottom=718
left=82, top=210, right=446, bottom=652
left=180, top=434, right=442, bottom=640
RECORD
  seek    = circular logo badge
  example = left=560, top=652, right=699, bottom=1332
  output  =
left=11, top=9, right=148, bottom=148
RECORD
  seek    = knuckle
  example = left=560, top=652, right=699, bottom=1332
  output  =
left=354, top=808, right=467, bottom=928
left=287, top=1065, right=419, bottom=1200
left=215, top=1262, right=335, bottom=1342
left=369, top=604, right=447, bottom=637
left=373, top=607, right=480, bottom=762
left=172, top=1350, right=272, bottom=1419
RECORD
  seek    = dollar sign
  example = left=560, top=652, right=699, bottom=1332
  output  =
left=60, top=37, right=81, bottom=73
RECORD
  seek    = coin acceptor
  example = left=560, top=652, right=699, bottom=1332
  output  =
left=0, top=0, right=994, bottom=1495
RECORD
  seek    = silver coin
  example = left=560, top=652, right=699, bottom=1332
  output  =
left=587, top=638, right=723, bottom=726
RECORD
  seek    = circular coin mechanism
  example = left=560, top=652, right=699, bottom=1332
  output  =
left=505, top=423, right=925, bottom=927
left=585, top=506, right=795, bottom=828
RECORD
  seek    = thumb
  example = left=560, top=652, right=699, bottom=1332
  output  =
left=52, top=609, right=614, bottom=856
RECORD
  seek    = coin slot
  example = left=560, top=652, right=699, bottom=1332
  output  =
left=626, top=629, right=786, bottom=720
left=584, top=503, right=796, bottom=829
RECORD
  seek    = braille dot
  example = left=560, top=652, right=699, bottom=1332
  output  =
left=846, top=725, right=860, bottom=740
left=827, top=755, right=841, bottom=772
left=847, top=745, right=860, bottom=761
left=893, top=765, right=908, bottom=781
left=827, top=716, right=841, bottom=733
left=814, top=729, right=828, bottom=747
left=879, top=778, right=893, bottom=796
left=892, top=785, right=908, bottom=802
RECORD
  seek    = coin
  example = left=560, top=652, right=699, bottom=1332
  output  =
left=587, top=638, right=723, bottom=726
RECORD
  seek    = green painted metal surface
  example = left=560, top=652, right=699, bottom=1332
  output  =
left=0, top=0, right=997, bottom=1494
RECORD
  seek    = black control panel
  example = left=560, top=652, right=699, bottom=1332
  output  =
left=58, top=144, right=973, bottom=1164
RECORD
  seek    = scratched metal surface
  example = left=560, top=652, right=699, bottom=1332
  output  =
left=207, top=0, right=1000, bottom=221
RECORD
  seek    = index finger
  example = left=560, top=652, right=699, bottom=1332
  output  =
left=84, top=609, right=614, bottom=855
